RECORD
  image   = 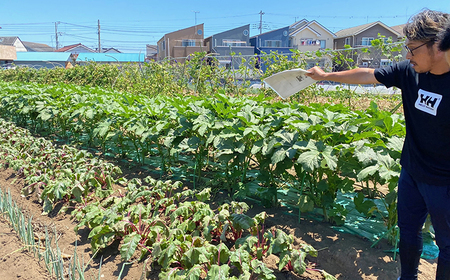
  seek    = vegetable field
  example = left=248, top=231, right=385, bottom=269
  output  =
left=0, top=46, right=438, bottom=280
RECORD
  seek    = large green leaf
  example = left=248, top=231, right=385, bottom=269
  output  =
left=120, top=232, right=141, bottom=261
left=297, top=150, right=320, bottom=172
left=354, top=192, right=376, bottom=216
left=181, top=246, right=210, bottom=268
left=271, top=148, right=287, bottom=165
left=206, top=264, right=230, bottom=280
left=357, top=165, right=379, bottom=181
left=231, top=213, right=254, bottom=231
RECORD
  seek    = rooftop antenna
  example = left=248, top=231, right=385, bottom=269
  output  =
left=193, top=11, right=200, bottom=25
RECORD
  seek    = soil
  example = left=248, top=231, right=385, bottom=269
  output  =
left=0, top=159, right=438, bottom=280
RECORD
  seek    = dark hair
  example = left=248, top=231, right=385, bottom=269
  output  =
left=438, top=21, right=450, bottom=51
left=403, top=9, right=450, bottom=42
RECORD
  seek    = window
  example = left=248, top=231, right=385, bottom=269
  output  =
left=361, top=37, right=374, bottom=46
left=320, top=40, right=326, bottom=49
left=162, top=41, right=165, bottom=50
left=222, top=39, right=246, bottom=47
left=300, top=38, right=323, bottom=46
left=265, top=40, right=281, bottom=47
left=301, top=38, right=313, bottom=45
left=182, top=39, right=195, bottom=47
left=380, top=59, right=393, bottom=67
left=345, top=37, right=351, bottom=46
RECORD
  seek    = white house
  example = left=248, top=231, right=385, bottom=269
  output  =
left=290, top=20, right=336, bottom=51
left=0, top=36, right=27, bottom=52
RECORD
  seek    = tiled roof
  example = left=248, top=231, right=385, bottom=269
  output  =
left=55, top=43, right=96, bottom=53
left=250, top=25, right=289, bottom=38
left=22, top=41, right=54, bottom=52
left=289, top=19, right=308, bottom=33
left=390, top=24, right=406, bottom=38
left=54, top=43, right=82, bottom=52
left=0, top=36, right=19, bottom=46
left=335, top=21, right=400, bottom=38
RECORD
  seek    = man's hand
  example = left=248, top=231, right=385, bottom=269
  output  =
left=305, top=66, right=328, bottom=81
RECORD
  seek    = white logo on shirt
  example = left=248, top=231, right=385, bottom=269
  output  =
left=415, top=89, right=442, bottom=116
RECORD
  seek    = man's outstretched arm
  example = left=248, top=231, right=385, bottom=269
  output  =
left=305, top=66, right=379, bottom=85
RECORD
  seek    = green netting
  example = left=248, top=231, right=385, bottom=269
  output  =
left=276, top=190, right=439, bottom=260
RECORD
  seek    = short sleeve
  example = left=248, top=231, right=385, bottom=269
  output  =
left=374, top=60, right=410, bottom=89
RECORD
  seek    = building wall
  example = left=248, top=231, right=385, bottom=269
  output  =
left=0, top=45, right=17, bottom=60
left=291, top=23, right=335, bottom=52
left=308, top=22, right=334, bottom=49
left=334, top=24, right=399, bottom=49
left=157, top=24, right=204, bottom=61
left=13, top=40, right=27, bottom=52
left=354, top=26, right=398, bottom=47
left=210, top=25, right=250, bottom=49
left=251, top=26, right=290, bottom=50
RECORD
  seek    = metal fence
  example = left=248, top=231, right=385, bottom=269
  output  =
left=163, top=42, right=405, bottom=81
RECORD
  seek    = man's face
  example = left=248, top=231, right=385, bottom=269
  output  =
left=405, top=39, right=436, bottom=73
left=405, top=39, right=449, bottom=74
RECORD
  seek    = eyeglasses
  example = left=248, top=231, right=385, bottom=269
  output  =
left=404, top=41, right=433, bottom=56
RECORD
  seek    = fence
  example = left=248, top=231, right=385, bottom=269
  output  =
left=0, top=41, right=405, bottom=97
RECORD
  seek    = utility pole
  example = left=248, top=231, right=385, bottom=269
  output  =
left=259, top=10, right=265, bottom=34
left=55, top=22, right=60, bottom=50
left=98, top=20, right=101, bottom=53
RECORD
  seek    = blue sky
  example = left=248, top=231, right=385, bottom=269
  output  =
left=0, top=0, right=449, bottom=53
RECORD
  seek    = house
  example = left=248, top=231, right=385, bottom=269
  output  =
left=55, top=43, right=96, bottom=54
left=94, top=47, right=122, bottom=53
left=146, top=44, right=157, bottom=61
left=0, top=45, right=17, bottom=68
left=157, top=24, right=205, bottom=62
left=0, top=36, right=27, bottom=52
left=333, top=21, right=401, bottom=68
left=204, top=24, right=254, bottom=68
left=290, top=20, right=335, bottom=51
left=22, top=41, right=54, bottom=52
left=249, top=26, right=292, bottom=72
left=250, top=26, right=292, bottom=55
left=13, top=52, right=72, bottom=69
left=334, top=21, right=401, bottom=49
left=390, top=24, right=406, bottom=40
left=75, top=53, right=145, bottom=64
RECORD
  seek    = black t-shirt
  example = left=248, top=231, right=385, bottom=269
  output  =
left=375, top=60, right=450, bottom=185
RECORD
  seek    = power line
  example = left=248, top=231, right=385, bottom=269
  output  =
left=0, top=11, right=414, bottom=52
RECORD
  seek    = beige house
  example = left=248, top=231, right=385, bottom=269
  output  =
left=290, top=19, right=336, bottom=51
left=157, top=24, right=205, bottom=62
left=333, top=21, right=402, bottom=69
left=334, top=21, right=401, bottom=49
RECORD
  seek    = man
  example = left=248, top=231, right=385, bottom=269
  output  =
left=306, top=9, right=450, bottom=280
left=439, top=21, right=450, bottom=64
